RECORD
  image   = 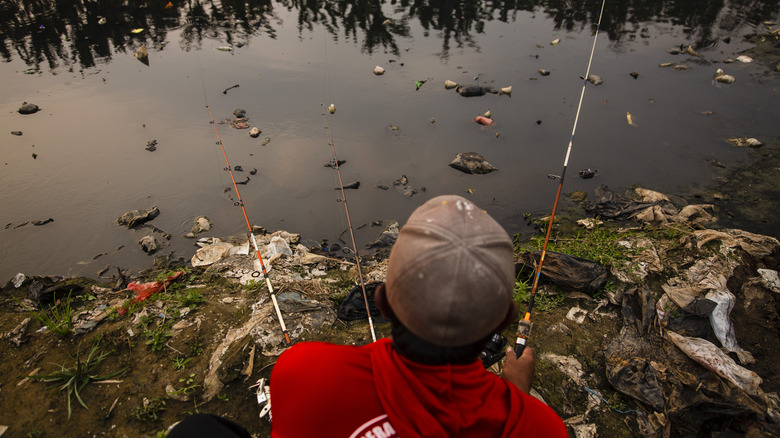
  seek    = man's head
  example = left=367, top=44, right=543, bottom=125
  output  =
left=378, top=195, right=516, bottom=349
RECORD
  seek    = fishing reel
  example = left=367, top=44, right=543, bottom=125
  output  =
left=480, top=332, right=508, bottom=369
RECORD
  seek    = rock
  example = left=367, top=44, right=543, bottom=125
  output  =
left=139, top=235, right=158, bottom=254
left=117, top=206, right=159, bottom=228
left=367, top=221, right=400, bottom=249
left=18, top=103, right=39, bottom=115
left=449, top=152, right=498, bottom=174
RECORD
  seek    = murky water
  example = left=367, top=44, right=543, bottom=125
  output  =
left=2, top=0, right=779, bottom=281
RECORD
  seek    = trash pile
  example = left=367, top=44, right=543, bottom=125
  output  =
left=521, top=187, right=780, bottom=436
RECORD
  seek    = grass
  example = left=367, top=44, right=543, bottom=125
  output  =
left=17, top=293, right=74, bottom=337
left=32, top=342, right=125, bottom=419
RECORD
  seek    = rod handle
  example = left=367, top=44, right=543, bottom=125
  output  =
left=514, top=317, right=533, bottom=357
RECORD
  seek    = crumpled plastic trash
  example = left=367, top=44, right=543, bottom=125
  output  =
left=262, top=236, right=292, bottom=261
left=666, top=330, right=762, bottom=396
left=758, top=269, right=780, bottom=293
left=516, top=251, right=607, bottom=293
left=13, top=273, right=25, bottom=288
left=699, top=271, right=755, bottom=364
left=118, top=271, right=183, bottom=314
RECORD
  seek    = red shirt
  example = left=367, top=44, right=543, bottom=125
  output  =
left=270, top=338, right=567, bottom=437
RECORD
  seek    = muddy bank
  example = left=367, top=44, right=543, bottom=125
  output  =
left=2, top=185, right=780, bottom=438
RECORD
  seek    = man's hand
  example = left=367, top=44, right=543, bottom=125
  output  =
left=501, top=346, right=535, bottom=394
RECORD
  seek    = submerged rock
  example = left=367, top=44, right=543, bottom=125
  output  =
left=117, top=206, right=160, bottom=228
left=449, top=152, right=498, bottom=174
left=18, top=103, right=39, bottom=115
left=139, top=235, right=158, bottom=254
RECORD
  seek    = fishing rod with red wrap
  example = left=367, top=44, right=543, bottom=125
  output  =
left=205, top=104, right=292, bottom=347
left=515, top=0, right=606, bottom=357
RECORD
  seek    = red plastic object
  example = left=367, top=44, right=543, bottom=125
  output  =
left=118, top=271, right=183, bottom=314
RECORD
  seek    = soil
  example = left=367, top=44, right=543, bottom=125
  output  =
left=1, top=29, right=779, bottom=438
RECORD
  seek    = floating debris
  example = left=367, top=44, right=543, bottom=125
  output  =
left=261, top=137, right=271, bottom=146
left=98, top=17, right=106, bottom=24
left=630, top=71, right=639, bottom=79
left=449, top=152, right=498, bottom=175
left=587, top=75, right=603, bottom=85
left=373, top=66, right=385, bottom=75
left=474, top=116, right=494, bottom=126
left=223, top=84, right=239, bottom=94
left=672, top=64, right=689, bottom=71
left=388, top=125, right=399, bottom=131
left=578, top=168, right=597, bottom=179
left=538, top=69, right=550, bottom=76
left=134, top=44, right=149, bottom=66
left=249, top=128, right=261, bottom=138
left=145, top=140, right=157, bottom=152
left=626, top=112, right=636, bottom=126
left=736, top=55, right=753, bottom=63
left=667, top=47, right=681, bottom=55
left=11, top=131, right=23, bottom=136
left=659, top=62, right=674, bottom=67
left=551, top=38, right=561, bottom=45
left=685, top=45, right=702, bottom=57
left=483, top=110, right=492, bottom=118
left=726, top=137, right=762, bottom=147
left=499, top=86, right=512, bottom=96
left=217, top=46, right=233, bottom=52
left=327, top=104, right=336, bottom=114
left=233, top=109, right=246, bottom=118
left=714, top=69, right=735, bottom=84
left=415, top=80, right=426, bottom=90
left=444, top=80, right=458, bottom=89
left=131, top=28, right=144, bottom=34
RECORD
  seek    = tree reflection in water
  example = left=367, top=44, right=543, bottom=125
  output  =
left=0, top=0, right=777, bottom=70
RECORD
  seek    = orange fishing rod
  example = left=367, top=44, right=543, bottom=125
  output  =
left=322, top=104, right=377, bottom=342
left=515, top=0, right=606, bottom=356
left=205, top=105, right=292, bottom=347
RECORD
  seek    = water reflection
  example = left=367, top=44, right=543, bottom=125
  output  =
left=2, top=0, right=777, bottom=71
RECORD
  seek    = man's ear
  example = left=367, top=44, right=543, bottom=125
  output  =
left=375, top=283, right=393, bottom=319
left=495, top=300, right=519, bottom=333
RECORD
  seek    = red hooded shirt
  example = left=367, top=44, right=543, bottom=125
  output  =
left=270, top=338, right=567, bottom=437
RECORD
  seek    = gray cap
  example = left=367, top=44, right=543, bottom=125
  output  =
left=385, top=195, right=515, bottom=347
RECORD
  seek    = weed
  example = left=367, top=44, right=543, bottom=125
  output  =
left=177, top=289, right=206, bottom=308
left=172, top=356, right=192, bottom=371
left=188, top=336, right=204, bottom=357
left=517, top=225, right=637, bottom=270
left=32, top=342, right=125, bottom=419
left=17, top=293, right=73, bottom=337
left=217, top=393, right=229, bottom=402
left=534, top=291, right=566, bottom=313
left=131, top=397, right=166, bottom=421
left=144, top=320, right=173, bottom=352
left=171, top=374, right=201, bottom=397
left=27, top=431, right=44, bottom=438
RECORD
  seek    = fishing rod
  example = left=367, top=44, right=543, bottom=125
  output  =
left=515, top=0, right=607, bottom=357
left=203, top=102, right=292, bottom=347
left=322, top=104, right=378, bottom=342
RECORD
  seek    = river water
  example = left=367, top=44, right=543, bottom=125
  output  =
left=1, top=0, right=779, bottom=281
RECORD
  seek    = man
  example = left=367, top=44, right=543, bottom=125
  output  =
left=270, top=195, right=567, bottom=437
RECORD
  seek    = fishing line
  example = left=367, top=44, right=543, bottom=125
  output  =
left=320, top=31, right=377, bottom=343
left=321, top=105, right=377, bottom=343
left=515, top=0, right=607, bottom=356
left=196, top=55, right=292, bottom=347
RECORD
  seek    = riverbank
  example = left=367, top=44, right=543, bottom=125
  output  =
left=2, top=184, right=780, bottom=437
